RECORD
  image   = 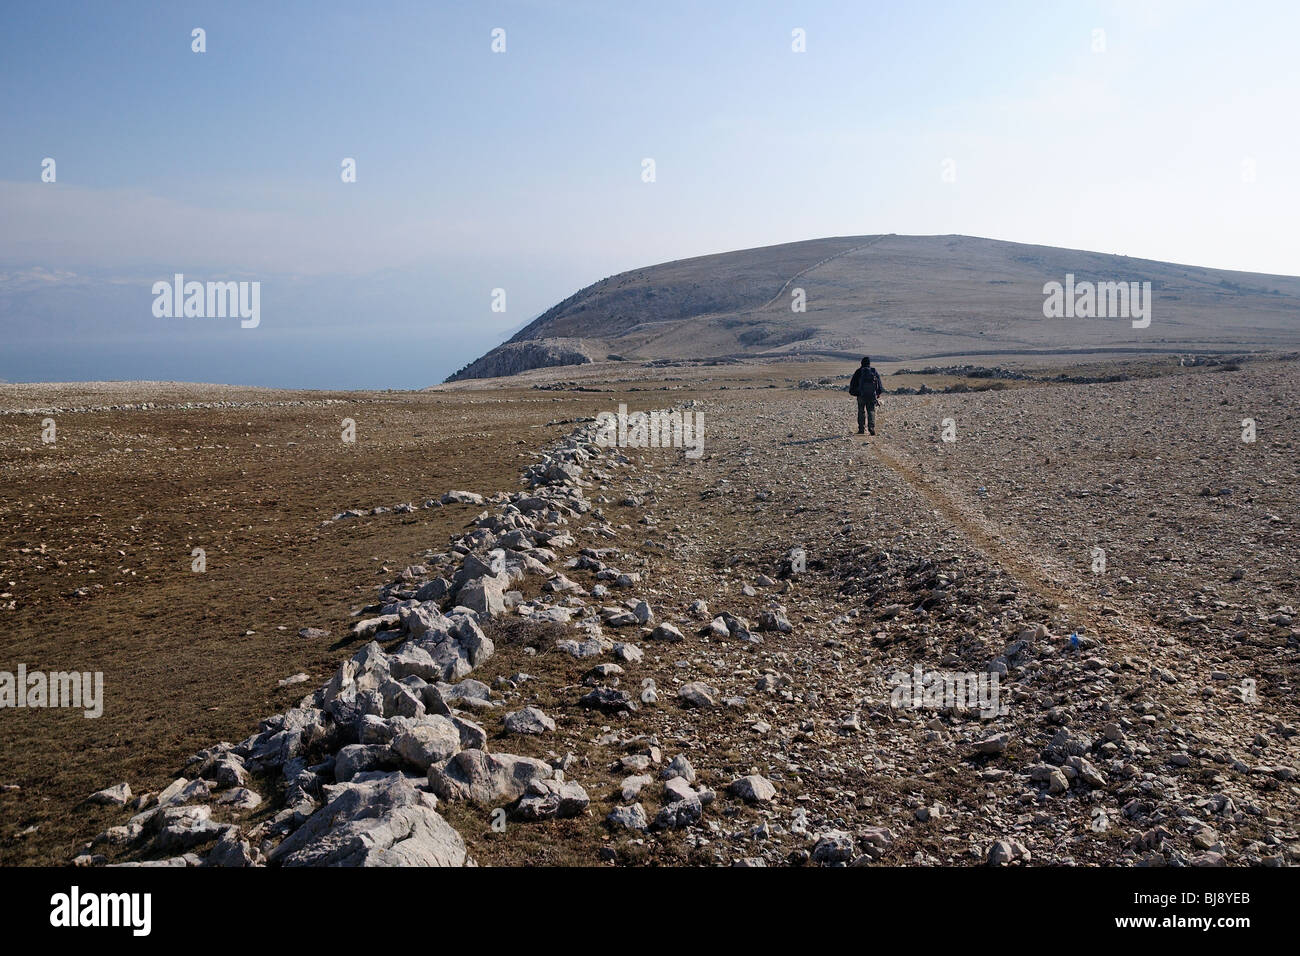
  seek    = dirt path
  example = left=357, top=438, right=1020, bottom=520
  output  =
left=756, top=236, right=888, bottom=312
left=870, top=436, right=1121, bottom=637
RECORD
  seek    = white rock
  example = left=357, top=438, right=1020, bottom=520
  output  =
left=729, top=774, right=776, bottom=805
left=88, top=783, right=132, bottom=807
left=503, top=707, right=556, bottom=736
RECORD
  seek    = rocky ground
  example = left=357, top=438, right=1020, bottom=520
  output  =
left=3, top=356, right=1297, bottom=866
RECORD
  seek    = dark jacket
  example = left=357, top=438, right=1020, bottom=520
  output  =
left=849, top=366, right=883, bottom=402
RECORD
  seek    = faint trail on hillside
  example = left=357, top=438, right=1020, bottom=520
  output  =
left=627, top=237, right=889, bottom=358
left=757, top=235, right=888, bottom=312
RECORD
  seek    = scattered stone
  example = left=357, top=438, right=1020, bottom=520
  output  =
left=271, top=773, right=468, bottom=867
left=678, top=682, right=718, bottom=708
left=87, top=783, right=132, bottom=807
left=729, top=774, right=776, bottom=805
left=972, top=733, right=1009, bottom=756
left=649, top=622, right=684, bottom=642
left=811, top=830, right=855, bottom=864
left=757, top=609, right=792, bottom=633
left=655, top=777, right=704, bottom=829
left=579, top=687, right=638, bottom=714
left=607, top=803, right=648, bottom=831
left=663, top=755, right=696, bottom=783
left=514, top=777, right=590, bottom=821
left=988, top=839, right=1032, bottom=866
left=392, top=716, right=463, bottom=771
left=216, top=788, right=262, bottom=811
left=441, top=490, right=485, bottom=506
left=612, top=642, right=643, bottom=663
left=427, top=750, right=553, bottom=804
left=620, top=774, right=652, bottom=801
left=503, top=707, right=557, bottom=736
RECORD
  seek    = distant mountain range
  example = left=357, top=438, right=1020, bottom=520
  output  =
left=446, top=235, right=1300, bottom=381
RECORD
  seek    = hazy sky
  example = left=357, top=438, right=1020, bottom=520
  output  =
left=2, top=0, right=1296, bottom=387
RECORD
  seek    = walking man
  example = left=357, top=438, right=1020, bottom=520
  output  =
left=848, top=356, right=883, bottom=435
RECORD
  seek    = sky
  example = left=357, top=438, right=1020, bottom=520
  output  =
left=2, top=0, right=1297, bottom=387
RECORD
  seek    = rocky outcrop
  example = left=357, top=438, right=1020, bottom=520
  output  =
left=445, top=338, right=593, bottom=382
left=269, top=773, right=469, bottom=867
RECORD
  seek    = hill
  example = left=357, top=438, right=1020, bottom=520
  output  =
left=446, top=234, right=1300, bottom=380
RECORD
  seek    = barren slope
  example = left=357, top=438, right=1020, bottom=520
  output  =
left=448, top=235, right=1300, bottom=381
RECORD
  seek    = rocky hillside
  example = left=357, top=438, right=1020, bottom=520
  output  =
left=446, top=235, right=1300, bottom=381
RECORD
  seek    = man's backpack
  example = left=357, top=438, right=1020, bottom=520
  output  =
left=849, top=367, right=882, bottom=399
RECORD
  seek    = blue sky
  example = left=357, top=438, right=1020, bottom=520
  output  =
left=2, top=0, right=1297, bottom=387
